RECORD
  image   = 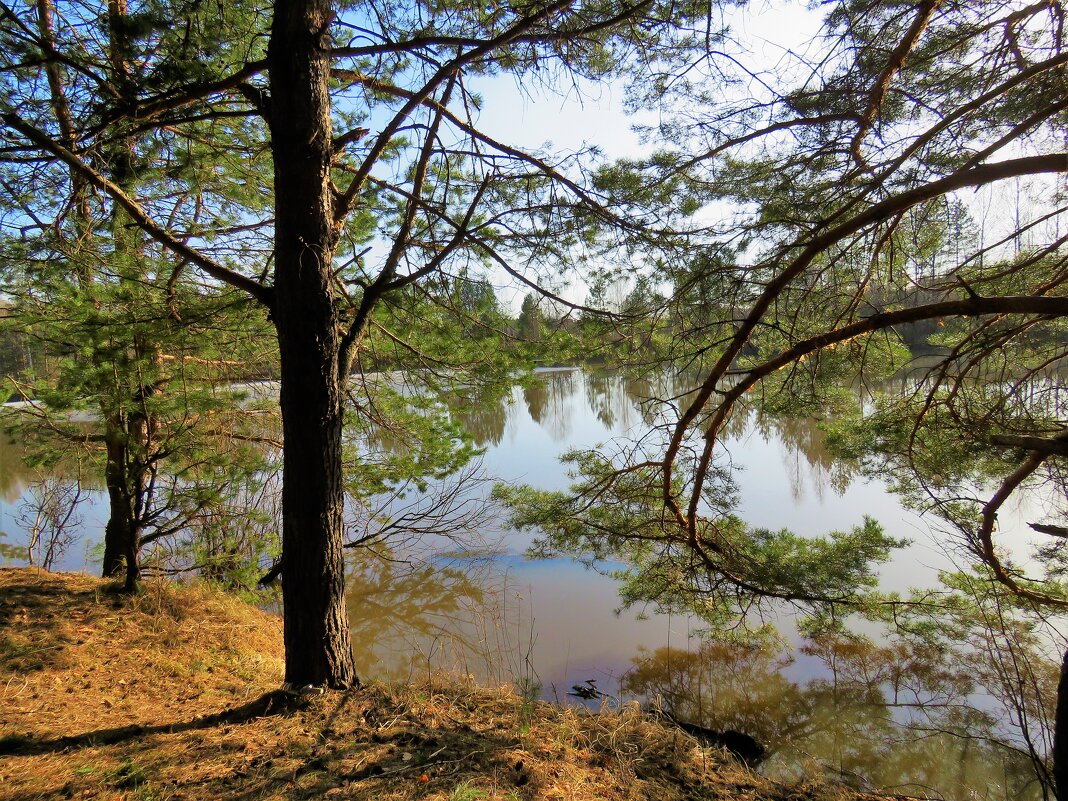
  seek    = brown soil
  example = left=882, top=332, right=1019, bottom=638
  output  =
left=0, top=567, right=891, bottom=800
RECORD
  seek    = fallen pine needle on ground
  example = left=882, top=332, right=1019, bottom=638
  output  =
left=0, top=567, right=896, bottom=801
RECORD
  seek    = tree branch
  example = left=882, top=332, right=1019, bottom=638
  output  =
left=95, top=60, right=268, bottom=130
left=330, top=68, right=663, bottom=235
left=332, top=0, right=573, bottom=223
left=337, top=77, right=454, bottom=375
left=2, top=112, right=275, bottom=307
left=991, top=433, right=1068, bottom=457
left=850, top=0, right=942, bottom=170
left=663, top=152, right=1068, bottom=539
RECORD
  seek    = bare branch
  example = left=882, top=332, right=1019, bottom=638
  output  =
left=660, top=153, right=1068, bottom=542
left=333, top=0, right=573, bottom=223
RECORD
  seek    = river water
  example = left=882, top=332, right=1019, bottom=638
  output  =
left=350, top=367, right=1056, bottom=800
left=0, top=366, right=1058, bottom=799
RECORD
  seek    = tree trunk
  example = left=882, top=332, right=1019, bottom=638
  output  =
left=268, top=0, right=357, bottom=689
left=101, top=435, right=129, bottom=578
left=37, top=0, right=134, bottom=581
left=100, top=518, right=125, bottom=577
left=99, top=0, right=144, bottom=591
left=101, top=431, right=141, bottom=591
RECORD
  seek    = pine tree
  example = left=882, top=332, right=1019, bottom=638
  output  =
left=0, top=0, right=278, bottom=590
left=499, top=0, right=1068, bottom=622
left=2, top=0, right=714, bottom=686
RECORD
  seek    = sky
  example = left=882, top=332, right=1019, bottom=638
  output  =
left=459, top=0, right=828, bottom=311
left=469, top=1, right=825, bottom=158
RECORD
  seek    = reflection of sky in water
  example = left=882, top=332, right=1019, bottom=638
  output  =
left=2, top=366, right=1047, bottom=648
left=0, top=429, right=112, bottom=570
left=0, top=367, right=1057, bottom=799
left=420, top=367, right=1053, bottom=800
left=479, top=368, right=1046, bottom=590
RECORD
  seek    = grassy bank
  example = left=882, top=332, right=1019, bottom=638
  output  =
left=0, top=568, right=889, bottom=800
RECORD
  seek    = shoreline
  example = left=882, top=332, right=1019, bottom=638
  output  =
left=0, top=567, right=889, bottom=801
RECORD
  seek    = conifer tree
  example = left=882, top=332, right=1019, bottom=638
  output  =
left=1, top=0, right=712, bottom=686
left=1, top=0, right=279, bottom=590
left=499, top=0, right=1068, bottom=625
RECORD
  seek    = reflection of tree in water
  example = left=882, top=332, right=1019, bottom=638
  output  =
left=0, top=430, right=101, bottom=501
left=622, top=634, right=1041, bottom=799
left=0, top=435, right=34, bottom=563
left=764, top=414, right=855, bottom=501
left=584, top=372, right=651, bottom=432
left=523, top=371, right=576, bottom=442
left=444, top=383, right=510, bottom=447
left=0, top=534, right=22, bottom=563
left=349, top=375, right=510, bottom=452
left=0, top=433, right=102, bottom=567
left=359, top=417, right=410, bottom=457
left=584, top=373, right=618, bottom=429
left=0, top=434, right=33, bottom=502
left=736, top=411, right=856, bottom=502
left=624, top=641, right=804, bottom=745
left=522, top=380, right=548, bottom=424
left=620, top=376, right=654, bottom=426
left=716, top=404, right=752, bottom=440
left=346, top=548, right=524, bottom=684
left=621, top=373, right=687, bottom=428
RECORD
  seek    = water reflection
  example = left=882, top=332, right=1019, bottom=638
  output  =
left=749, top=413, right=855, bottom=501
left=621, top=636, right=1043, bottom=799
left=341, top=541, right=1046, bottom=800
left=585, top=372, right=645, bottom=431
left=523, top=369, right=576, bottom=442
left=0, top=433, right=43, bottom=502
left=505, top=368, right=862, bottom=501
left=346, top=547, right=532, bottom=686
left=443, top=382, right=511, bottom=447
left=0, top=434, right=34, bottom=562
left=407, top=368, right=878, bottom=512
left=522, top=379, right=548, bottom=426
left=0, top=366, right=1055, bottom=801
left=0, top=433, right=106, bottom=569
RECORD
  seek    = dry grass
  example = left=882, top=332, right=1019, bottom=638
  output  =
left=0, top=568, right=891, bottom=801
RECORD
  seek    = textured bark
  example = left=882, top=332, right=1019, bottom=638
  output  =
left=36, top=0, right=130, bottom=581
left=100, top=521, right=125, bottom=577
left=268, top=0, right=357, bottom=689
left=102, top=434, right=128, bottom=579
left=99, top=0, right=152, bottom=595
left=101, top=432, right=141, bottom=591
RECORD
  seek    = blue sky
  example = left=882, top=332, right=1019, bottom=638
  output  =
left=458, top=0, right=827, bottom=311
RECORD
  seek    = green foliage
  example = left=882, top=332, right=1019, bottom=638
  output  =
left=517, top=293, right=544, bottom=342
left=448, top=780, right=487, bottom=801
left=495, top=448, right=906, bottom=635
left=825, top=395, right=1018, bottom=496
left=104, top=759, right=147, bottom=790
left=346, top=381, right=482, bottom=499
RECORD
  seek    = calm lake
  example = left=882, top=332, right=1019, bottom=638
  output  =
left=0, top=366, right=1055, bottom=800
